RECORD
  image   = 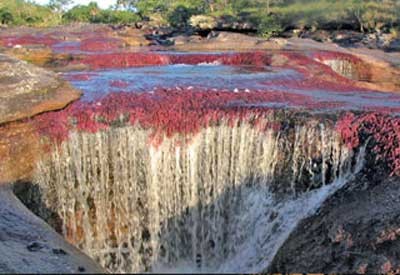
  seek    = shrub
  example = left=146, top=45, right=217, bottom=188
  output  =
left=167, top=5, right=198, bottom=30
left=92, top=10, right=140, bottom=24
left=256, top=15, right=284, bottom=38
left=62, top=2, right=100, bottom=23
left=189, top=14, right=217, bottom=29
left=0, top=8, right=13, bottom=24
left=0, top=0, right=60, bottom=26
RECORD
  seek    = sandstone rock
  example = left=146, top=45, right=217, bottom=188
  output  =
left=0, top=54, right=81, bottom=124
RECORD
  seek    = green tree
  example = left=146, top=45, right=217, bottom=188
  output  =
left=167, top=5, right=198, bottom=29
left=0, top=8, right=14, bottom=24
left=48, top=0, right=73, bottom=13
left=62, top=2, right=100, bottom=23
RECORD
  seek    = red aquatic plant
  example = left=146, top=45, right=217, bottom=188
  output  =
left=80, top=37, right=124, bottom=52
left=110, top=80, right=129, bottom=88
left=336, top=112, right=400, bottom=176
left=1, top=35, right=58, bottom=47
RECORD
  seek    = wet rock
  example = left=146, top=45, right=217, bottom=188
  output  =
left=269, top=176, right=400, bottom=274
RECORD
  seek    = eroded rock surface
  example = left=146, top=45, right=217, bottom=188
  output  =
left=0, top=185, right=104, bottom=273
left=269, top=175, right=400, bottom=274
left=0, top=54, right=80, bottom=124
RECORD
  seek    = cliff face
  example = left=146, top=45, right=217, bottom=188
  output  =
left=269, top=175, right=400, bottom=274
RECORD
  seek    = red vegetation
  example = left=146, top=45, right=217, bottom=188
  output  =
left=336, top=112, right=400, bottom=176
left=1, top=35, right=58, bottom=47
left=64, top=73, right=96, bottom=81
left=312, top=51, right=372, bottom=81
left=34, top=87, right=324, bottom=148
left=110, top=80, right=129, bottom=88
left=34, top=88, right=400, bottom=176
left=76, top=52, right=273, bottom=69
left=78, top=52, right=170, bottom=69
left=312, top=51, right=363, bottom=64
left=0, top=33, right=396, bottom=176
left=80, top=37, right=123, bottom=52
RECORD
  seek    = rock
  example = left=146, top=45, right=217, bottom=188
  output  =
left=387, top=39, right=400, bottom=52
left=216, top=15, right=256, bottom=32
left=190, top=15, right=218, bottom=30
left=52, top=248, right=68, bottom=255
left=115, top=27, right=151, bottom=47
left=27, top=242, right=46, bottom=252
left=6, top=47, right=54, bottom=67
left=0, top=187, right=104, bottom=273
left=0, top=54, right=81, bottom=125
left=172, top=35, right=203, bottom=46
left=269, top=176, right=400, bottom=274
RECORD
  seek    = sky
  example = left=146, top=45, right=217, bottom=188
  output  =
left=34, top=0, right=118, bottom=10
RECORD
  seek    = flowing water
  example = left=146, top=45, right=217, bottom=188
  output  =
left=25, top=118, right=365, bottom=273
left=65, top=64, right=298, bottom=101
left=65, top=63, right=400, bottom=112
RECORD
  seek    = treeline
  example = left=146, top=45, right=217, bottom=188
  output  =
left=1, top=0, right=399, bottom=37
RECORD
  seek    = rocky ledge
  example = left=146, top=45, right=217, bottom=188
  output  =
left=0, top=54, right=80, bottom=125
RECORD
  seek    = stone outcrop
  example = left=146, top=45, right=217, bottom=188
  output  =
left=0, top=54, right=80, bottom=124
left=269, top=175, right=400, bottom=274
left=0, top=53, right=81, bottom=183
left=0, top=185, right=104, bottom=273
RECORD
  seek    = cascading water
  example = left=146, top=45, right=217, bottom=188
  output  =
left=22, top=117, right=366, bottom=273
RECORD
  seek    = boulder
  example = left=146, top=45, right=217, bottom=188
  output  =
left=0, top=54, right=81, bottom=124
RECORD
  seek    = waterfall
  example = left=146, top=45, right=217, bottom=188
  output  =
left=28, top=118, right=364, bottom=273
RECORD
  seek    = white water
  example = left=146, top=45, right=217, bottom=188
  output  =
left=32, top=118, right=363, bottom=273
